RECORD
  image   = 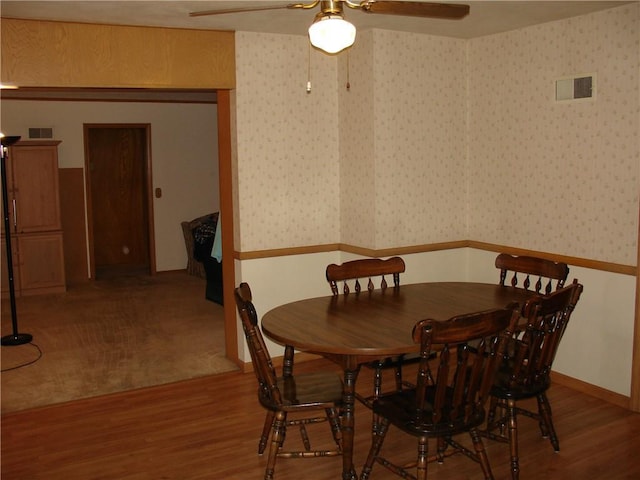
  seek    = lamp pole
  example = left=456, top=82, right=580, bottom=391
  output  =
left=1, top=135, right=32, bottom=346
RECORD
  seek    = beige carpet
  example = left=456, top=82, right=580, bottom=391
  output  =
left=1, top=271, right=238, bottom=413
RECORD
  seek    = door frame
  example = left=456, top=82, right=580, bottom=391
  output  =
left=83, top=123, right=156, bottom=279
left=216, top=90, right=238, bottom=364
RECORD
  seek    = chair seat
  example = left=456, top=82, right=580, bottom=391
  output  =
left=491, top=362, right=551, bottom=400
left=488, top=335, right=552, bottom=400
left=259, top=371, right=344, bottom=411
left=372, top=388, right=486, bottom=437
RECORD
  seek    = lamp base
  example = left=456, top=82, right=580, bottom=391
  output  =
left=1, top=333, right=33, bottom=346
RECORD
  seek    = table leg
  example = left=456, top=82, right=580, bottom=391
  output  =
left=341, top=364, right=361, bottom=480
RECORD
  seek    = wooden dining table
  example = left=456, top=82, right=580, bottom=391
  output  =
left=261, top=282, right=536, bottom=480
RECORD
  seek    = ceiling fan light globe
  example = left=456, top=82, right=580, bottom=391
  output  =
left=308, top=15, right=356, bottom=54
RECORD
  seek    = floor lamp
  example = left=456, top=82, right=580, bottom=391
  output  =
left=1, top=134, right=32, bottom=346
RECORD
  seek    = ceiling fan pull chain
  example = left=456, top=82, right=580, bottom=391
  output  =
left=346, top=50, right=351, bottom=91
left=306, top=43, right=312, bottom=93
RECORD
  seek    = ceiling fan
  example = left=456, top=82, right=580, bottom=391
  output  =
left=190, top=1, right=470, bottom=54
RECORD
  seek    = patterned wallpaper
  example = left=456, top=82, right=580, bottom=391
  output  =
left=234, top=4, right=638, bottom=265
left=338, top=30, right=377, bottom=249
left=338, top=30, right=468, bottom=250
left=372, top=30, right=468, bottom=250
left=468, top=4, right=639, bottom=265
left=234, top=32, right=341, bottom=252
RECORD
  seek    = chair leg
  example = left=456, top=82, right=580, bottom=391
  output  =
left=486, top=396, right=499, bottom=431
left=394, top=357, right=404, bottom=392
left=299, top=424, right=311, bottom=451
left=373, top=364, right=383, bottom=399
left=416, top=436, right=429, bottom=480
left=371, top=365, right=383, bottom=439
left=264, top=411, right=286, bottom=480
left=470, top=428, right=495, bottom=480
left=506, top=399, right=520, bottom=480
left=259, top=411, right=275, bottom=455
left=370, top=411, right=380, bottom=441
left=537, top=393, right=560, bottom=451
left=326, top=408, right=343, bottom=452
left=436, top=437, right=446, bottom=463
left=360, top=418, right=390, bottom=480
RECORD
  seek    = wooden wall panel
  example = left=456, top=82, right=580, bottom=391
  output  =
left=59, top=168, right=89, bottom=285
left=1, top=19, right=235, bottom=88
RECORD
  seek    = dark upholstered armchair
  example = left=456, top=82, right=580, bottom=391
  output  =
left=181, top=212, right=223, bottom=305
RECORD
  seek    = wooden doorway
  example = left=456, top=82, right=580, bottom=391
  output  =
left=84, top=125, right=155, bottom=279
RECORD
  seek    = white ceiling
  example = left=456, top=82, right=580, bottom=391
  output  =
left=0, top=1, right=633, bottom=39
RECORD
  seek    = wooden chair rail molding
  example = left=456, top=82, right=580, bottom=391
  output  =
left=234, top=240, right=637, bottom=276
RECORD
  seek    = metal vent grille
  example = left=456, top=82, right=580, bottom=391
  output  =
left=28, top=127, right=54, bottom=139
left=556, top=75, right=594, bottom=101
left=573, top=76, right=593, bottom=99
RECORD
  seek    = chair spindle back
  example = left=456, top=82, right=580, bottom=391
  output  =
left=496, top=253, right=569, bottom=295
left=508, top=280, right=583, bottom=388
left=412, top=305, right=520, bottom=428
left=326, top=257, right=405, bottom=295
left=234, top=282, right=282, bottom=405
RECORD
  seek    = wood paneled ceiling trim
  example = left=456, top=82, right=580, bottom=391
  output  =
left=1, top=87, right=217, bottom=104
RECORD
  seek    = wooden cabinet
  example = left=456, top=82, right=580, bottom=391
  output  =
left=1, top=140, right=66, bottom=297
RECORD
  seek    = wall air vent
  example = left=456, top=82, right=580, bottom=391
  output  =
left=555, top=74, right=595, bottom=101
left=28, top=127, right=54, bottom=139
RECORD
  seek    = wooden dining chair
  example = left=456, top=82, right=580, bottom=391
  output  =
left=496, top=253, right=569, bottom=295
left=360, top=305, right=521, bottom=480
left=482, top=280, right=583, bottom=480
left=325, top=257, right=412, bottom=404
left=233, top=283, right=344, bottom=480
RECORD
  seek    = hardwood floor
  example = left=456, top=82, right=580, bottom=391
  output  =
left=2, top=359, right=639, bottom=480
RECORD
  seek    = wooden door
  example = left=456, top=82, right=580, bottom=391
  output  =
left=85, top=126, right=153, bottom=278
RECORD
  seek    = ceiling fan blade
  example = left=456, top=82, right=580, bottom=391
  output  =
left=189, top=4, right=292, bottom=17
left=360, top=1, right=470, bottom=19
